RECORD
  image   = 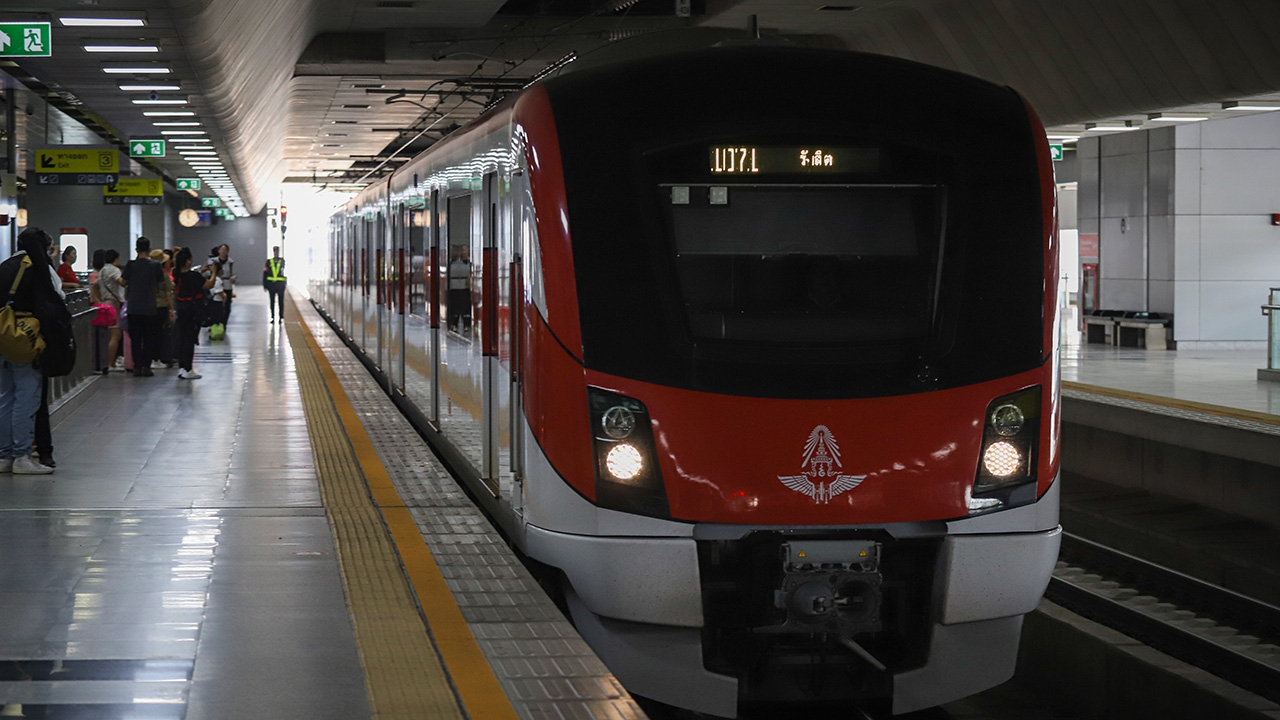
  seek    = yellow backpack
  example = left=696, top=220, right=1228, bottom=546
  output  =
left=0, top=256, right=45, bottom=365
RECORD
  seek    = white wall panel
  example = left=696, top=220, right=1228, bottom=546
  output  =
left=1198, top=281, right=1274, bottom=341
left=1103, top=279, right=1147, bottom=311
left=1173, top=149, right=1201, bottom=216
left=1173, top=281, right=1200, bottom=340
left=1198, top=215, right=1280, bottom=282
left=1173, top=215, right=1200, bottom=282
left=1100, top=153, right=1147, bottom=219
left=1149, top=279, right=1174, bottom=315
left=1199, top=111, right=1280, bottom=149
left=1199, top=150, right=1280, bottom=216
left=1099, top=216, right=1146, bottom=280
left=1147, top=214, right=1174, bottom=282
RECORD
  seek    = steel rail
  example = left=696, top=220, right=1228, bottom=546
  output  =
left=1046, top=532, right=1280, bottom=704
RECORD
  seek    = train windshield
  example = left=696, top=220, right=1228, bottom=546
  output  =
left=544, top=48, right=1047, bottom=399
left=665, top=184, right=943, bottom=348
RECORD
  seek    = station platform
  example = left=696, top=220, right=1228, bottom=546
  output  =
left=1061, top=343, right=1280, bottom=422
left=0, top=287, right=636, bottom=720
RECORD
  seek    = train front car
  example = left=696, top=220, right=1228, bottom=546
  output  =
left=519, top=47, right=1062, bottom=716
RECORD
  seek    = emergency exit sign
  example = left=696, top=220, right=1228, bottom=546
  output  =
left=201, top=197, right=221, bottom=208
left=129, top=140, right=165, bottom=158
left=0, top=23, right=51, bottom=58
left=176, top=178, right=201, bottom=191
left=1050, top=144, right=1064, bottom=161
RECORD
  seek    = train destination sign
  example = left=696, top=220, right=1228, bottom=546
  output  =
left=34, top=148, right=119, bottom=186
left=710, top=146, right=880, bottom=175
left=103, top=178, right=164, bottom=205
left=0, top=22, right=51, bottom=58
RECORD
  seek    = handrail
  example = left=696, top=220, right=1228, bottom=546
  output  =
left=1266, top=290, right=1280, bottom=372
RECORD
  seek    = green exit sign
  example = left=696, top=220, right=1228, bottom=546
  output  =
left=176, top=178, right=201, bottom=191
left=1050, top=143, right=1064, bottom=161
left=0, top=22, right=51, bottom=58
left=201, top=197, right=221, bottom=208
left=215, top=208, right=231, bottom=218
left=129, top=140, right=165, bottom=158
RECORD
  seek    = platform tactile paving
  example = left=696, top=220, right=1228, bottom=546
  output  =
left=295, top=295, right=643, bottom=720
left=1064, top=387, right=1280, bottom=437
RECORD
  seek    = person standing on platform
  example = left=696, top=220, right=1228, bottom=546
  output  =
left=0, top=228, right=60, bottom=475
left=95, top=249, right=126, bottom=372
left=216, top=244, right=235, bottom=327
left=150, top=249, right=175, bottom=369
left=119, top=238, right=164, bottom=377
left=32, top=239, right=66, bottom=469
left=173, top=248, right=215, bottom=380
left=56, top=248, right=79, bottom=291
left=263, top=246, right=286, bottom=323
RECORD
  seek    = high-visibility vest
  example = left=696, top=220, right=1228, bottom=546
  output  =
left=267, top=257, right=286, bottom=282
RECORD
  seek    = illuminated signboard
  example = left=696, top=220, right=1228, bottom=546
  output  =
left=709, top=146, right=880, bottom=175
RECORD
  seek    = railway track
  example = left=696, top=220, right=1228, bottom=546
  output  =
left=1046, top=532, right=1280, bottom=704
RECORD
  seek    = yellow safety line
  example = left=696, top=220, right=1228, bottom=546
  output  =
left=289, top=296, right=520, bottom=720
left=1063, top=380, right=1280, bottom=427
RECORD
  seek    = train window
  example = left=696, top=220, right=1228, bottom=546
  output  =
left=446, top=195, right=473, bottom=337
left=665, top=185, right=942, bottom=346
left=408, top=207, right=426, bottom=317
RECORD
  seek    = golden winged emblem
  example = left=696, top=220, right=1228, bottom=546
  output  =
left=778, top=425, right=866, bottom=504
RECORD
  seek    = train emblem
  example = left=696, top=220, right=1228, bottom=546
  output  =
left=777, top=425, right=866, bottom=504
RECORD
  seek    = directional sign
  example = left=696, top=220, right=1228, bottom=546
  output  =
left=176, top=178, right=201, bottom=191
left=0, top=23, right=51, bottom=58
left=103, top=178, right=163, bottom=205
left=35, top=148, right=119, bottom=186
left=129, top=140, right=166, bottom=158
left=201, top=197, right=221, bottom=208
left=214, top=208, right=231, bottom=218
left=1050, top=143, right=1064, bottom=162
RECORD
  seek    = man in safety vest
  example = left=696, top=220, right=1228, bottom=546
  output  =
left=263, top=246, right=286, bottom=323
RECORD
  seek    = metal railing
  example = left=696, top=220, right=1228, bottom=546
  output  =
left=1264, top=288, right=1280, bottom=371
left=49, top=289, right=98, bottom=406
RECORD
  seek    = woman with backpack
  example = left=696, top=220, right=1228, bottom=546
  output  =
left=173, top=248, right=215, bottom=380
left=0, top=228, right=63, bottom=474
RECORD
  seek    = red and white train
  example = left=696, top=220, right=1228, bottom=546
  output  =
left=318, top=43, right=1062, bottom=716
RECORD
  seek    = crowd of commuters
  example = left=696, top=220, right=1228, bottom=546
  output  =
left=0, top=232, right=275, bottom=477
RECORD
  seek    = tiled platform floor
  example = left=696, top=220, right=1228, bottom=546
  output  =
left=1062, top=343, right=1280, bottom=418
left=0, top=288, right=372, bottom=719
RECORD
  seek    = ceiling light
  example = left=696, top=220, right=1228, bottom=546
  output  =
left=119, top=84, right=179, bottom=91
left=133, top=99, right=188, bottom=105
left=61, top=17, right=146, bottom=27
left=103, top=66, right=170, bottom=74
left=153, top=122, right=200, bottom=127
left=1222, top=102, right=1280, bottom=111
left=143, top=111, right=194, bottom=117
left=172, top=139, right=211, bottom=144
left=1148, top=113, right=1208, bottom=122
left=161, top=130, right=206, bottom=135
left=1047, top=135, right=1080, bottom=142
left=1085, top=123, right=1141, bottom=132
left=84, top=45, right=159, bottom=53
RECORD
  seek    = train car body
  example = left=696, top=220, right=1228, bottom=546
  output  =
left=316, top=45, right=1062, bottom=716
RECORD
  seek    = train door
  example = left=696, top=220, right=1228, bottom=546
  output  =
left=359, top=218, right=370, bottom=352
left=389, top=203, right=406, bottom=393
left=496, top=172, right=522, bottom=510
left=375, top=211, right=387, bottom=374
left=439, top=189, right=484, bottom=475
left=429, top=188, right=441, bottom=425
left=481, top=171, right=504, bottom=494
left=404, top=194, right=433, bottom=416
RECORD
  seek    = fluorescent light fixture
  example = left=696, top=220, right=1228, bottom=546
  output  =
left=84, top=45, right=159, bottom=53
left=161, top=130, right=206, bottom=135
left=61, top=17, right=146, bottom=27
left=153, top=122, right=200, bottom=127
left=119, top=84, right=179, bottom=91
left=143, top=111, right=194, bottom=117
left=1047, top=134, right=1081, bottom=141
left=179, top=152, right=217, bottom=156
left=132, top=99, right=188, bottom=105
left=1148, top=113, right=1207, bottom=122
left=1222, top=102, right=1280, bottom=111
left=1085, top=123, right=1141, bottom=132
left=103, top=66, right=170, bottom=74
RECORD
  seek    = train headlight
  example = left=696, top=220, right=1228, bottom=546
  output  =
left=606, top=443, right=643, bottom=480
left=990, top=404, right=1024, bottom=437
left=602, top=405, right=636, bottom=439
left=588, top=388, right=670, bottom=519
left=982, top=441, right=1020, bottom=477
left=972, top=386, right=1041, bottom=514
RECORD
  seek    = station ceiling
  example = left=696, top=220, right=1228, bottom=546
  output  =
left=4, top=0, right=1280, bottom=214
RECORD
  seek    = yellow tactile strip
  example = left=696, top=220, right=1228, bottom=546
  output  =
left=284, top=295, right=519, bottom=720
left=1063, top=380, right=1280, bottom=427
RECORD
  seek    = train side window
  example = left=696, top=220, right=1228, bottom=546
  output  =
left=409, top=206, right=426, bottom=317
left=516, top=173, right=547, bottom=320
left=446, top=194, right=473, bottom=338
